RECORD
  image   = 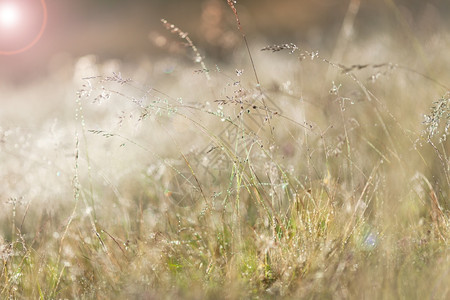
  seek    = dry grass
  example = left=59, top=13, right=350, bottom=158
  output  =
left=0, top=1, right=449, bottom=299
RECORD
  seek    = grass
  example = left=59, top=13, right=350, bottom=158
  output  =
left=1, top=1, right=449, bottom=299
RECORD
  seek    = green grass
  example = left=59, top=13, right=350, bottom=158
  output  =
left=1, top=2, right=449, bottom=299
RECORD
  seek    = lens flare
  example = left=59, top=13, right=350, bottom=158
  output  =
left=0, top=0, right=47, bottom=55
left=0, top=2, right=19, bottom=28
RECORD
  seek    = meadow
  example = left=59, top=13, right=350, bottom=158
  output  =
left=0, top=1, right=449, bottom=299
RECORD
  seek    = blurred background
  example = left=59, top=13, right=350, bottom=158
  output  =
left=0, top=0, right=449, bottom=84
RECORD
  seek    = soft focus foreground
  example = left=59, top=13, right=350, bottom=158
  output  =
left=0, top=1, right=449, bottom=299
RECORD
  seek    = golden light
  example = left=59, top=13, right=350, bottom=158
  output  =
left=0, top=2, right=20, bottom=28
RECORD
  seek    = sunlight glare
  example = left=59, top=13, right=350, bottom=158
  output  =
left=0, top=2, right=20, bottom=28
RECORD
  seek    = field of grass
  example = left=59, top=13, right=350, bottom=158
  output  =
left=1, top=1, right=449, bottom=299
